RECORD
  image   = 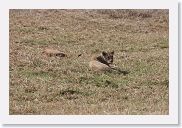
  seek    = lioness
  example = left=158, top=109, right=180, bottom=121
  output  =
left=89, top=51, right=115, bottom=71
left=43, top=48, right=67, bottom=58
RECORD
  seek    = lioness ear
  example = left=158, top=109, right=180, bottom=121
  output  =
left=102, top=51, right=107, bottom=56
left=111, top=51, right=114, bottom=55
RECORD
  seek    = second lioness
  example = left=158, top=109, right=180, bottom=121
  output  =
left=89, top=51, right=115, bottom=71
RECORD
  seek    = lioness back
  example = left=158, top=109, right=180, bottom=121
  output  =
left=89, top=60, right=111, bottom=71
left=43, top=48, right=66, bottom=57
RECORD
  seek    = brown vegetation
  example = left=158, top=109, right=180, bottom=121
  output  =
left=9, top=9, right=169, bottom=115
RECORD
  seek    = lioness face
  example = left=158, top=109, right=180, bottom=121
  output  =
left=102, top=51, right=114, bottom=64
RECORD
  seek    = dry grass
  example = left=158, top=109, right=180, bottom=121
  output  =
left=9, top=9, right=169, bottom=115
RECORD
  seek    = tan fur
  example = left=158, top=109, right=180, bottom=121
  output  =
left=89, top=51, right=114, bottom=71
left=89, top=60, right=111, bottom=71
left=43, top=48, right=67, bottom=58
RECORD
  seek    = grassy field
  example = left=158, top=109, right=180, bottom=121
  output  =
left=9, top=9, right=169, bottom=115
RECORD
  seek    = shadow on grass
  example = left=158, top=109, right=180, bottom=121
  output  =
left=109, top=68, right=130, bottom=76
left=116, top=70, right=130, bottom=75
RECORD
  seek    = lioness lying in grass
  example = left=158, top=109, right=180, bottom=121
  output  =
left=89, top=51, right=129, bottom=75
left=89, top=51, right=115, bottom=71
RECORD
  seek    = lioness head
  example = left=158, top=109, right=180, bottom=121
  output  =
left=101, top=51, right=114, bottom=64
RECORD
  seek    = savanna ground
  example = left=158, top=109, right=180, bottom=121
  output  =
left=9, top=9, right=169, bottom=115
